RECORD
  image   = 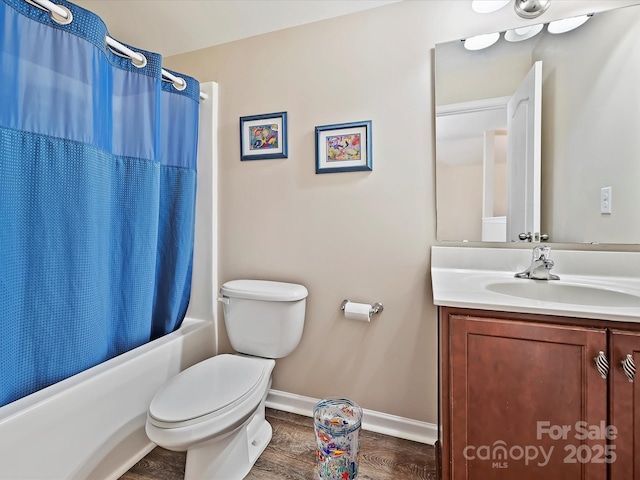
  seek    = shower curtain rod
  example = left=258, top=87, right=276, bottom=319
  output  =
left=25, top=0, right=208, bottom=101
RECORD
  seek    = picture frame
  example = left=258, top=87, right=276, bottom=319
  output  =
left=240, top=112, right=288, bottom=160
left=315, top=120, right=372, bottom=174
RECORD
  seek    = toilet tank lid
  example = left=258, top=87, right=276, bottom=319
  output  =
left=220, top=280, right=308, bottom=302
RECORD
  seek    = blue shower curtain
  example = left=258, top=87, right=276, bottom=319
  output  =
left=0, top=0, right=200, bottom=406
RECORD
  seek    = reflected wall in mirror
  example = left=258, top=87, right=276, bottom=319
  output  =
left=435, top=4, right=640, bottom=244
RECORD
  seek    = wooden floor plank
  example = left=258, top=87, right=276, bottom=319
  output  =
left=121, top=408, right=436, bottom=480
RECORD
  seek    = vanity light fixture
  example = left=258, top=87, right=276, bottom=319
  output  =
left=504, top=24, right=544, bottom=42
left=471, top=0, right=510, bottom=14
left=463, top=31, right=501, bottom=50
left=514, top=0, right=551, bottom=19
left=547, top=14, right=591, bottom=34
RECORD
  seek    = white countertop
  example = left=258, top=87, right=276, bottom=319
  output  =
left=431, top=246, right=640, bottom=323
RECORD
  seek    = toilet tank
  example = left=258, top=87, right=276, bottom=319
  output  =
left=219, top=280, right=308, bottom=358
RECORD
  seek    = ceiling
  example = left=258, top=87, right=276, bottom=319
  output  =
left=71, top=0, right=400, bottom=57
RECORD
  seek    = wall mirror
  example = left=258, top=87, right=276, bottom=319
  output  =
left=435, top=3, right=640, bottom=244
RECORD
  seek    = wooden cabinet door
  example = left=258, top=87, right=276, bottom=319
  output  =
left=443, top=310, right=607, bottom=480
left=609, top=330, right=640, bottom=480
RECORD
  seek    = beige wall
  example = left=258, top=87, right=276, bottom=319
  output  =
left=165, top=0, right=640, bottom=425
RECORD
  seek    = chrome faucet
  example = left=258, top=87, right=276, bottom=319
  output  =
left=515, top=245, right=560, bottom=280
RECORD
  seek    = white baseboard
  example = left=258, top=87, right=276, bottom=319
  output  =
left=266, top=389, right=437, bottom=445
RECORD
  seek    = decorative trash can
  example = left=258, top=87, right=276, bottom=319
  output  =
left=313, top=397, right=363, bottom=480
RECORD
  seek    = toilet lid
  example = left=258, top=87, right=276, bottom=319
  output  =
left=220, top=279, right=308, bottom=302
left=148, top=354, right=267, bottom=425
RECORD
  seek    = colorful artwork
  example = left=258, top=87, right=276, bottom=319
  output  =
left=240, top=112, right=287, bottom=160
left=314, top=398, right=362, bottom=480
left=325, top=133, right=362, bottom=162
left=249, top=123, right=279, bottom=151
left=315, top=121, right=372, bottom=173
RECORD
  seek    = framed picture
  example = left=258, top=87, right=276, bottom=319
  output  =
left=240, top=112, right=288, bottom=160
left=315, top=120, right=372, bottom=174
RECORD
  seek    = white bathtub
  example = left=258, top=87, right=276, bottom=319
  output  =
left=0, top=317, right=215, bottom=480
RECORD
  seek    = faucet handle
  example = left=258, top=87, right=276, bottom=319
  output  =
left=533, top=244, right=551, bottom=260
left=540, top=244, right=551, bottom=258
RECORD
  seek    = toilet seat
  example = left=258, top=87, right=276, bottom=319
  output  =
left=148, top=354, right=269, bottom=428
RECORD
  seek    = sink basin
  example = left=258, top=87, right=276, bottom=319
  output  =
left=432, top=246, right=640, bottom=321
left=486, top=281, right=640, bottom=308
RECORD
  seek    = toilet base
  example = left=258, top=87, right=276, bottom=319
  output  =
left=184, top=396, right=273, bottom=480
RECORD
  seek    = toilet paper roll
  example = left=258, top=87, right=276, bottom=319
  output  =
left=343, top=301, right=371, bottom=322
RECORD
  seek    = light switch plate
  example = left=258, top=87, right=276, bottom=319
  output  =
left=601, top=186, right=612, bottom=214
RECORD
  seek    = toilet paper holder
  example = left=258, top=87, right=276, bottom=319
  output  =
left=340, top=299, right=384, bottom=315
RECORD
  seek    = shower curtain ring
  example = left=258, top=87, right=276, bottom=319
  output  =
left=50, top=5, right=73, bottom=25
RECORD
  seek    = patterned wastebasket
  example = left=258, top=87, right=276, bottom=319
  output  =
left=313, top=397, right=363, bottom=480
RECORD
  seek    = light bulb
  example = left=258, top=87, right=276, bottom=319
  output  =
left=504, top=23, right=544, bottom=42
left=464, top=32, right=501, bottom=50
left=548, top=15, right=590, bottom=34
left=471, top=0, right=511, bottom=14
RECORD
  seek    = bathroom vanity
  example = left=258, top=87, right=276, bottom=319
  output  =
left=432, top=246, right=640, bottom=480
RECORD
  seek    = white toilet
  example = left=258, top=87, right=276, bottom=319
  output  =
left=145, top=279, right=308, bottom=480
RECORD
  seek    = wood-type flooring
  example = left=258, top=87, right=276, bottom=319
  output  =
left=120, top=408, right=436, bottom=480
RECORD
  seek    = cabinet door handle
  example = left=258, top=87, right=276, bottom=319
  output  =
left=594, top=351, right=609, bottom=379
left=621, top=354, right=636, bottom=382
